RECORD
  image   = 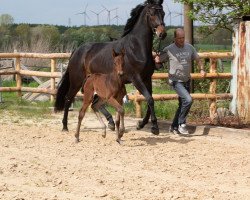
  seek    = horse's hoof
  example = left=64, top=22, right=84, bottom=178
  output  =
left=151, top=127, right=159, bottom=135
left=75, top=138, right=80, bottom=143
left=102, top=134, right=106, bottom=138
left=62, top=128, right=69, bottom=132
left=136, top=121, right=145, bottom=130
left=116, top=139, right=123, bottom=145
left=119, top=129, right=125, bottom=138
left=108, top=122, right=115, bottom=131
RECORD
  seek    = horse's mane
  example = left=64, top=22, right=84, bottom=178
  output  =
left=122, top=4, right=146, bottom=37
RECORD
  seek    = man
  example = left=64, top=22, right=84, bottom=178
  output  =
left=155, top=28, right=206, bottom=135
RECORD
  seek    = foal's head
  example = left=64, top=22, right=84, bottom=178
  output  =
left=112, top=48, right=125, bottom=76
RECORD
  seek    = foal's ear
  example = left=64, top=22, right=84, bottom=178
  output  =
left=121, top=48, right=125, bottom=56
left=112, top=48, right=118, bottom=58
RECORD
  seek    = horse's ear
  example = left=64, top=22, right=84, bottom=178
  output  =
left=146, top=0, right=163, bottom=5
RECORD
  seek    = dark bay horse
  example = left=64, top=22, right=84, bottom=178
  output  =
left=54, top=0, right=166, bottom=135
left=75, top=49, right=126, bottom=144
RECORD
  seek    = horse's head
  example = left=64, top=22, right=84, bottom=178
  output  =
left=145, top=0, right=166, bottom=39
left=112, top=48, right=125, bottom=76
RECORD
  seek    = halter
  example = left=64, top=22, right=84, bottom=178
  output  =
left=146, top=4, right=165, bottom=38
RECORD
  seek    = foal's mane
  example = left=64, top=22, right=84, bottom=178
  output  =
left=122, top=4, right=146, bottom=37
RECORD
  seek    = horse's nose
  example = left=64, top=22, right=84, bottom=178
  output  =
left=159, top=31, right=167, bottom=39
left=156, top=25, right=166, bottom=39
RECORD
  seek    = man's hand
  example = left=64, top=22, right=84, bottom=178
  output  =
left=152, top=51, right=157, bottom=57
left=200, top=69, right=206, bottom=78
left=155, top=55, right=160, bottom=63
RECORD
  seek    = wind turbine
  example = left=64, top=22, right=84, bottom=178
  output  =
left=68, top=18, right=71, bottom=27
left=90, top=9, right=105, bottom=26
left=111, top=8, right=122, bottom=25
left=76, top=4, right=90, bottom=26
left=102, top=5, right=117, bottom=25
left=165, top=4, right=173, bottom=26
left=173, top=11, right=183, bottom=26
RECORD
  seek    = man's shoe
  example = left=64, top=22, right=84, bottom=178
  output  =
left=169, top=126, right=179, bottom=134
left=178, top=124, right=189, bottom=135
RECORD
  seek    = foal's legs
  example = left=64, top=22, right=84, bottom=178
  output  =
left=75, top=99, right=91, bottom=143
left=93, top=111, right=107, bottom=138
left=107, top=98, right=125, bottom=144
left=92, top=94, right=115, bottom=131
left=91, top=99, right=107, bottom=138
left=75, top=87, right=93, bottom=143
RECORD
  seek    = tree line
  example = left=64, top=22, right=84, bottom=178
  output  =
left=0, top=13, right=233, bottom=54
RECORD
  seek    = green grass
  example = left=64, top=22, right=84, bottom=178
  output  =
left=0, top=80, right=52, bottom=118
left=0, top=98, right=53, bottom=119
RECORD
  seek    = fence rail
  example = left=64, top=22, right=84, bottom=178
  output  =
left=0, top=52, right=233, bottom=119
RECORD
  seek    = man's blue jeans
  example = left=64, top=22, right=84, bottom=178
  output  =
left=171, top=80, right=193, bottom=128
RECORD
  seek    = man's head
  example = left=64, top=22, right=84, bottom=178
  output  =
left=174, top=28, right=185, bottom=48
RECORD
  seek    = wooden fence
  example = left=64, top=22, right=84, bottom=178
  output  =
left=0, top=52, right=233, bottom=119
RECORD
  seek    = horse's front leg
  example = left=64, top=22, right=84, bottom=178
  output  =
left=136, top=79, right=152, bottom=130
left=137, top=106, right=151, bottom=130
left=132, top=76, right=159, bottom=135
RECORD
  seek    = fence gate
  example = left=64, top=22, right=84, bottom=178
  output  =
left=231, top=17, right=250, bottom=122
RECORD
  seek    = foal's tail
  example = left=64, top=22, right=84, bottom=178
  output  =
left=54, top=68, right=70, bottom=112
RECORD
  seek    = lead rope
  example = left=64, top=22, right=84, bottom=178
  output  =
left=154, top=38, right=163, bottom=70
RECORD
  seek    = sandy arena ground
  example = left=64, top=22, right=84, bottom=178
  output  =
left=0, top=110, right=249, bottom=200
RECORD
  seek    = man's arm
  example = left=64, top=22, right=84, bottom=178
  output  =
left=155, top=50, right=168, bottom=63
left=195, top=57, right=206, bottom=77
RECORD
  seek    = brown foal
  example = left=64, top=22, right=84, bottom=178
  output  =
left=75, top=49, right=126, bottom=144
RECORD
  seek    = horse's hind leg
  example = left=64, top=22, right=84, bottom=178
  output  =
left=62, top=86, right=81, bottom=131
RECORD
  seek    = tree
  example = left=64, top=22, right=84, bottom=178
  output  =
left=15, top=24, right=31, bottom=44
left=0, top=14, right=14, bottom=26
left=175, top=0, right=250, bottom=32
left=31, top=25, right=60, bottom=50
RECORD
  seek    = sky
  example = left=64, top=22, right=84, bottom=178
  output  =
left=0, top=0, right=183, bottom=26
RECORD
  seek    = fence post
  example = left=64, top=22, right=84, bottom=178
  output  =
left=15, top=56, right=22, bottom=97
left=209, top=58, right=217, bottom=120
left=231, top=19, right=250, bottom=122
left=0, top=74, right=2, bottom=103
left=50, top=58, right=56, bottom=102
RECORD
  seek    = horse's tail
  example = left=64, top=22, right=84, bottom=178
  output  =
left=54, top=68, right=70, bottom=112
